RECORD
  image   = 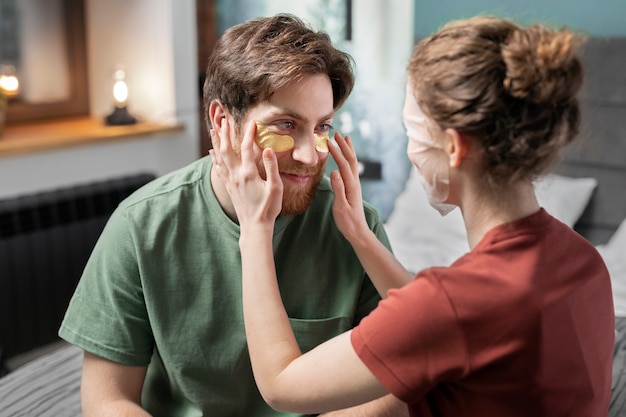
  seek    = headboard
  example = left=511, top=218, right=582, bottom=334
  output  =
left=557, top=37, right=626, bottom=245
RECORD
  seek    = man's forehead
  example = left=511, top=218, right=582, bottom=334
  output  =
left=261, top=73, right=335, bottom=121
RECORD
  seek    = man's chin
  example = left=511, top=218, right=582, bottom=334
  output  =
left=280, top=176, right=322, bottom=216
left=271, top=163, right=325, bottom=216
left=280, top=189, right=316, bottom=216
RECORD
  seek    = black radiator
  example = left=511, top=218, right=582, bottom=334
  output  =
left=0, top=173, right=155, bottom=364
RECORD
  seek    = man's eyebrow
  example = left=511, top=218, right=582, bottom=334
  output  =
left=267, top=108, right=335, bottom=122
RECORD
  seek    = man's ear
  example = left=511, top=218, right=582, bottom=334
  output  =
left=208, top=100, right=228, bottom=131
left=444, top=128, right=470, bottom=168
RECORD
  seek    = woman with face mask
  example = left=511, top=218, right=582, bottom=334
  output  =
left=210, top=15, right=614, bottom=417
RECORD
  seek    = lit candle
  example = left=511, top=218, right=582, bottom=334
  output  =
left=105, top=66, right=137, bottom=125
left=112, top=69, right=129, bottom=107
left=0, top=65, right=20, bottom=98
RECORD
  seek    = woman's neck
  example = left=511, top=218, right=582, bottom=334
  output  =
left=460, top=180, right=540, bottom=249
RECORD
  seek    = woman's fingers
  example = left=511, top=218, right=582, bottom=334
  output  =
left=332, top=132, right=360, bottom=178
left=262, top=148, right=284, bottom=217
left=263, top=148, right=282, bottom=191
left=329, top=133, right=356, bottom=188
left=330, top=170, right=347, bottom=204
left=329, top=132, right=363, bottom=206
left=210, top=118, right=283, bottom=223
left=209, top=128, right=229, bottom=179
left=212, top=118, right=256, bottom=181
left=240, top=119, right=258, bottom=175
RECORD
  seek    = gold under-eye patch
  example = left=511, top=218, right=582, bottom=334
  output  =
left=255, top=120, right=294, bottom=152
left=254, top=120, right=330, bottom=153
left=314, top=133, right=329, bottom=152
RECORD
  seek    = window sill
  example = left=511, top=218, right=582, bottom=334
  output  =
left=0, top=117, right=185, bottom=158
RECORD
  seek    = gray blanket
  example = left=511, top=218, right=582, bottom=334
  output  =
left=0, top=344, right=81, bottom=417
left=2, top=327, right=626, bottom=417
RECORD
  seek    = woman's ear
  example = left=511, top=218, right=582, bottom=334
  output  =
left=444, top=128, right=470, bottom=168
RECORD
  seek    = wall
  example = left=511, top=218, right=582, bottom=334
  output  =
left=19, top=0, right=70, bottom=103
left=0, top=0, right=199, bottom=199
left=413, top=0, right=626, bottom=37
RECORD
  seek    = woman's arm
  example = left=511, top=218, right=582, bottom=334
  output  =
left=328, top=134, right=413, bottom=295
left=239, top=232, right=389, bottom=413
left=210, top=121, right=390, bottom=413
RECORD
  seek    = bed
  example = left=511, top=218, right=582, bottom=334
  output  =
left=1, top=37, right=626, bottom=417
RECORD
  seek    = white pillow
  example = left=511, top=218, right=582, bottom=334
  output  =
left=596, top=218, right=626, bottom=317
left=384, top=168, right=468, bottom=274
left=385, top=169, right=597, bottom=274
left=534, top=174, right=597, bottom=228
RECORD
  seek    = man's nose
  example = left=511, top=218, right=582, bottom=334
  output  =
left=291, top=134, right=319, bottom=166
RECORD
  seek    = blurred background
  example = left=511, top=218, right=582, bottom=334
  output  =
left=1, top=0, right=625, bottom=217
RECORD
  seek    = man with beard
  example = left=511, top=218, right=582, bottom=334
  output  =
left=58, top=14, right=406, bottom=417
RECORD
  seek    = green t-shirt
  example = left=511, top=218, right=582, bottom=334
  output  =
left=59, top=156, right=390, bottom=417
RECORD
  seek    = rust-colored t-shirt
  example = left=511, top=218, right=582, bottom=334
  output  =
left=352, top=209, right=614, bottom=417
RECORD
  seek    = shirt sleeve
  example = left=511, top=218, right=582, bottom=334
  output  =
left=58, top=205, right=154, bottom=366
left=351, top=271, right=468, bottom=403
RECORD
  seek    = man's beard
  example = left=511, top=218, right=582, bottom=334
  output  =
left=258, top=160, right=325, bottom=216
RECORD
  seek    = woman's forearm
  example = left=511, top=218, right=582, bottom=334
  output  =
left=349, top=228, right=414, bottom=296
left=239, top=227, right=391, bottom=414
left=239, top=229, right=302, bottom=401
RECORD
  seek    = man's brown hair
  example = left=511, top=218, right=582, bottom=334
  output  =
left=203, top=14, right=355, bottom=130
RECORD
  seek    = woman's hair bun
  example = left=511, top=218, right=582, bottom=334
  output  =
left=502, top=25, right=584, bottom=105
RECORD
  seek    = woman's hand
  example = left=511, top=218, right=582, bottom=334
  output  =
left=209, top=119, right=283, bottom=230
left=328, top=132, right=369, bottom=243
left=330, top=132, right=413, bottom=295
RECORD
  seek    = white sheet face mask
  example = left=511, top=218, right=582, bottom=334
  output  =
left=402, top=84, right=457, bottom=216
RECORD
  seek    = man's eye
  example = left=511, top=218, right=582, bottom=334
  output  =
left=318, top=124, right=332, bottom=133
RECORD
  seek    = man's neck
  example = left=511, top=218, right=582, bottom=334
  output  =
left=210, top=164, right=239, bottom=223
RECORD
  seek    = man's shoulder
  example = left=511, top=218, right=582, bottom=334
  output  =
left=120, top=157, right=209, bottom=210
